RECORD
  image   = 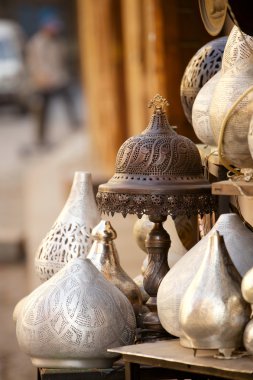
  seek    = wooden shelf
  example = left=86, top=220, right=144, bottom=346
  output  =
left=109, top=339, right=253, bottom=380
left=212, top=180, right=253, bottom=196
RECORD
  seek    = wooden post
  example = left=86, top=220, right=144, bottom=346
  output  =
left=77, top=0, right=127, bottom=171
left=77, top=0, right=213, bottom=170
left=121, top=0, right=147, bottom=136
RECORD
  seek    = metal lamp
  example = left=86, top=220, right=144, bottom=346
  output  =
left=96, top=94, right=216, bottom=339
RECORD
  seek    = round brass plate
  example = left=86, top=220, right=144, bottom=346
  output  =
left=199, top=0, right=228, bottom=36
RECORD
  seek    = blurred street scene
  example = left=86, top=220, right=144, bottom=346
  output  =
left=0, top=3, right=88, bottom=379
left=0, top=85, right=85, bottom=380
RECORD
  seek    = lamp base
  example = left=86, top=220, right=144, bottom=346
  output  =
left=139, top=215, right=172, bottom=341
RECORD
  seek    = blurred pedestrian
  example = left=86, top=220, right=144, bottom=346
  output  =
left=26, top=11, right=79, bottom=147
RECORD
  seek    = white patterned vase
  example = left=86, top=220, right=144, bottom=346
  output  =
left=157, top=213, right=253, bottom=339
left=35, top=171, right=100, bottom=281
left=209, top=26, right=253, bottom=169
left=192, top=71, right=220, bottom=146
left=15, top=258, right=136, bottom=368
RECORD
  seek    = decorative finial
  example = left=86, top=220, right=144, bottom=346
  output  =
left=148, top=94, right=169, bottom=113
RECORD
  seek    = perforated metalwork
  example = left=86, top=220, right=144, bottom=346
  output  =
left=180, top=36, right=227, bottom=124
left=210, top=26, right=253, bottom=169
left=16, top=259, right=136, bottom=368
left=116, top=115, right=202, bottom=178
left=34, top=172, right=100, bottom=282
left=222, top=26, right=253, bottom=73
left=110, top=112, right=203, bottom=183
left=96, top=192, right=216, bottom=219
left=35, top=221, right=90, bottom=281
left=97, top=99, right=216, bottom=218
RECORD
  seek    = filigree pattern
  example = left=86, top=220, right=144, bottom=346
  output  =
left=116, top=133, right=202, bottom=177
left=35, top=221, right=91, bottom=281
left=192, top=71, right=221, bottom=146
left=34, top=172, right=100, bottom=282
left=97, top=191, right=217, bottom=219
left=16, top=259, right=136, bottom=368
left=210, top=27, right=253, bottom=169
left=222, top=26, right=253, bottom=73
left=180, top=36, right=227, bottom=123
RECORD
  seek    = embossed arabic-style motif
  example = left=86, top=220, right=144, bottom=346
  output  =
left=15, top=258, right=136, bottom=368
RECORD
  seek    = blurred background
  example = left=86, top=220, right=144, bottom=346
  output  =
left=0, top=1, right=221, bottom=379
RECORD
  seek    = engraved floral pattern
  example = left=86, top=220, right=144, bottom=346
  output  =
left=16, top=259, right=136, bottom=368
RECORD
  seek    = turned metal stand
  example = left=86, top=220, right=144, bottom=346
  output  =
left=141, top=215, right=172, bottom=340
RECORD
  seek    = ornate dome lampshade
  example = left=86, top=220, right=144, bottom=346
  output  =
left=96, top=94, right=216, bottom=339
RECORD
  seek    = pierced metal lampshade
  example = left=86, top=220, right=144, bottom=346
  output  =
left=97, top=94, right=216, bottom=218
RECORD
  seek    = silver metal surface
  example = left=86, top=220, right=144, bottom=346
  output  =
left=157, top=213, right=253, bottom=338
left=179, top=231, right=250, bottom=350
left=15, top=258, right=136, bottom=368
left=87, top=220, right=142, bottom=308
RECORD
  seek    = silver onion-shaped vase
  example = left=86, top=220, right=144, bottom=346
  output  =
left=180, top=36, right=227, bottom=124
left=210, top=26, right=253, bottom=169
left=87, top=220, right=142, bottom=309
left=192, top=71, right=221, bottom=146
left=179, top=231, right=250, bottom=350
left=15, top=258, right=136, bottom=368
left=157, top=213, right=253, bottom=338
left=35, top=171, right=100, bottom=281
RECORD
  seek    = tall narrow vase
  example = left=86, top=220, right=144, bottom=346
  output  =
left=35, top=171, right=100, bottom=281
left=87, top=220, right=142, bottom=310
left=209, top=26, right=253, bottom=169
